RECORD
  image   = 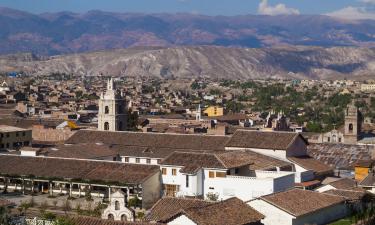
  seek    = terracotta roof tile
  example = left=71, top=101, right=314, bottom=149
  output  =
left=176, top=197, right=264, bottom=225
left=0, top=155, right=159, bottom=184
left=261, top=189, right=345, bottom=217
left=67, top=130, right=230, bottom=151
left=323, top=189, right=367, bottom=201
left=287, top=156, right=333, bottom=175
left=226, top=130, right=306, bottom=150
left=147, top=197, right=212, bottom=222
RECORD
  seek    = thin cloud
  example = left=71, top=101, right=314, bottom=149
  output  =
left=327, top=5, right=375, bottom=20
left=258, top=0, right=300, bottom=16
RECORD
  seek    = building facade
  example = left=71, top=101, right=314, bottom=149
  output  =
left=0, top=125, right=32, bottom=150
left=98, top=78, right=127, bottom=131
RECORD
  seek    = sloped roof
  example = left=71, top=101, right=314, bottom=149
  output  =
left=261, top=189, right=345, bottom=217
left=0, top=155, right=159, bottom=184
left=226, top=130, right=307, bottom=150
left=66, top=130, right=230, bottom=151
left=308, top=143, right=373, bottom=169
left=360, top=173, right=375, bottom=187
left=175, top=197, right=264, bottom=225
left=323, top=189, right=367, bottom=201
left=147, top=197, right=212, bottom=222
left=71, top=216, right=161, bottom=225
left=160, top=150, right=292, bottom=173
left=287, top=156, right=333, bottom=175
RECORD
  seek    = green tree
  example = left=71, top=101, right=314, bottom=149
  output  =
left=55, top=216, right=76, bottom=225
left=0, top=206, right=10, bottom=225
left=127, top=109, right=139, bottom=131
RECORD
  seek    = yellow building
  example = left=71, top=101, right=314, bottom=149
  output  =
left=204, top=106, right=224, bottom=117
left=354, top=160, right=373, bottom=181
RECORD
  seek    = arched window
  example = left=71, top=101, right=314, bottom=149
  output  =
left=104, top=122, right=110, bottom=131
left=105, top=106, right=109, bottom=114
left=118, top=122, right=123, bottom=131
left=108, top=214, right=114, bottom=220
left=115, top=201, right=120, bottom=210
left=121, top=214, right=127, bottom=221
left=349, top=123, right=354, bottom=133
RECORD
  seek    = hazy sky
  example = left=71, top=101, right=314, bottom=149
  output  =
left=1, top=0, right=375, bottom=19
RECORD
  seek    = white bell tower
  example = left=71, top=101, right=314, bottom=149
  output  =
left=98, top=78, right=127, bottom=131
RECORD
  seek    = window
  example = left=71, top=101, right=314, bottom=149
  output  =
left=136, top=158, right=140, bottom=163
left=6, top=133, right=9, bottom=138
left=186, top=175, right=189, bottom=188
left=172, top=169, right=177, bottom=176
left=6, top=143, right=9, bottom=148
left=16, top=132, right=19, bottom=137
left=146, top=158, right=151, bottom=164
left=104, top=122, right=110, bottom=131
left=108, top=214, right=114, bottom=220
left=0, top=133, right=3, bottom=138
left=216, top=172, right=226, bottom=178
left=157, top=159, right=161, bottom=164
left=118, top=122, right=123, bottom=131
left=339, top=138, right=342, bottom=143
left=115, top=201, right=120, bottom=210
left=105, top=106, right=109, bottom=114
left=162, top=168, right=167, bottom=175
left=235, top=168, right=239, bottom=174
left=209, top=171, right=215, bottom=178
left=349, top=123, right=354, bottom=133
left=124, top=157, right=129, bottom=163
left=121, top=214, right=127, bottom=222
left=22, top=132, right=26, bottom=136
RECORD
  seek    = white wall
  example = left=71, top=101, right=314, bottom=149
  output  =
left=315, top=184, right=335, bottom=193
left=249, top=199, right=295, bottom=225
left=168, top=215, right=197, bottom=225
left=292, top=164, right=314, bottom=183
left=161, top=166, right=202, bottom=197
left=225, top=147, right=287, bottom=160
left=249, top=199, right=348, bottom=225
left=121, top=156, right=160, bottom=165
left=203, top=169, right=294, bottom=202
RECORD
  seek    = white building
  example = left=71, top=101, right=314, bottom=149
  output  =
left=147, top=197, right=264, bottom=225
left=225, top=130, right=333, bottom=184
left=98, top=78, right=127, bottom=131
left=248, top=189, right=347, bottom=225
left=160, top=151, right=295, bottom=201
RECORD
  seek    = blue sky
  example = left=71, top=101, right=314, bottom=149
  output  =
left=0, top=0, right=374, bottom=19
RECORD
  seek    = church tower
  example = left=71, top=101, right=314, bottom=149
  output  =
left=344, top=103, right=362, bottom=144
left=98, top=78, right=127, bottom=131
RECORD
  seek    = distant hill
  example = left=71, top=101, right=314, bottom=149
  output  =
left=1, top=7, right=375, bottom=55
left=1, top=46, right=375, bottom=80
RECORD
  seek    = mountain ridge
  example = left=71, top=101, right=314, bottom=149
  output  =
left=1, top=46, right=375, bottom=80
left=1, top=7, right=375, bottom=55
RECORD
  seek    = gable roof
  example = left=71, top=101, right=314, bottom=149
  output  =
left=147, top=197, right=212, bottom=222
left=323, top=189, right=367, bottom=201
left=160, top=150, right=292, bottom=173
left=287, top=156, right=333, bottom=175
left=174, top=197, right=264, bottom=225
left=226, top=130, right=307, bottom=150
left=360, top=172, right=375, bottom=187
left=261, top=189, right=345, bottom=217
left=71, top=216, right=161, bottom=225
left=328, top=178, right=359, bottom=190
left=66, top=130, right=230, bottom=151
left=0, top=155, right=159, bottom=185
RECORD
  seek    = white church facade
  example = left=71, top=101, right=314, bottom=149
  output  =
left=98, top=78, right=128, bottom=131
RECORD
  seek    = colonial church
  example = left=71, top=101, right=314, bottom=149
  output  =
left=318, top=103, right=363, bottom=145
left=98, top=78, right=127, bottom=131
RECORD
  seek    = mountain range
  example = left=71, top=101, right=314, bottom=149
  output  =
left=1, top=46, right=375, bottom=80
left=1, top=7, right=375, bottom=55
